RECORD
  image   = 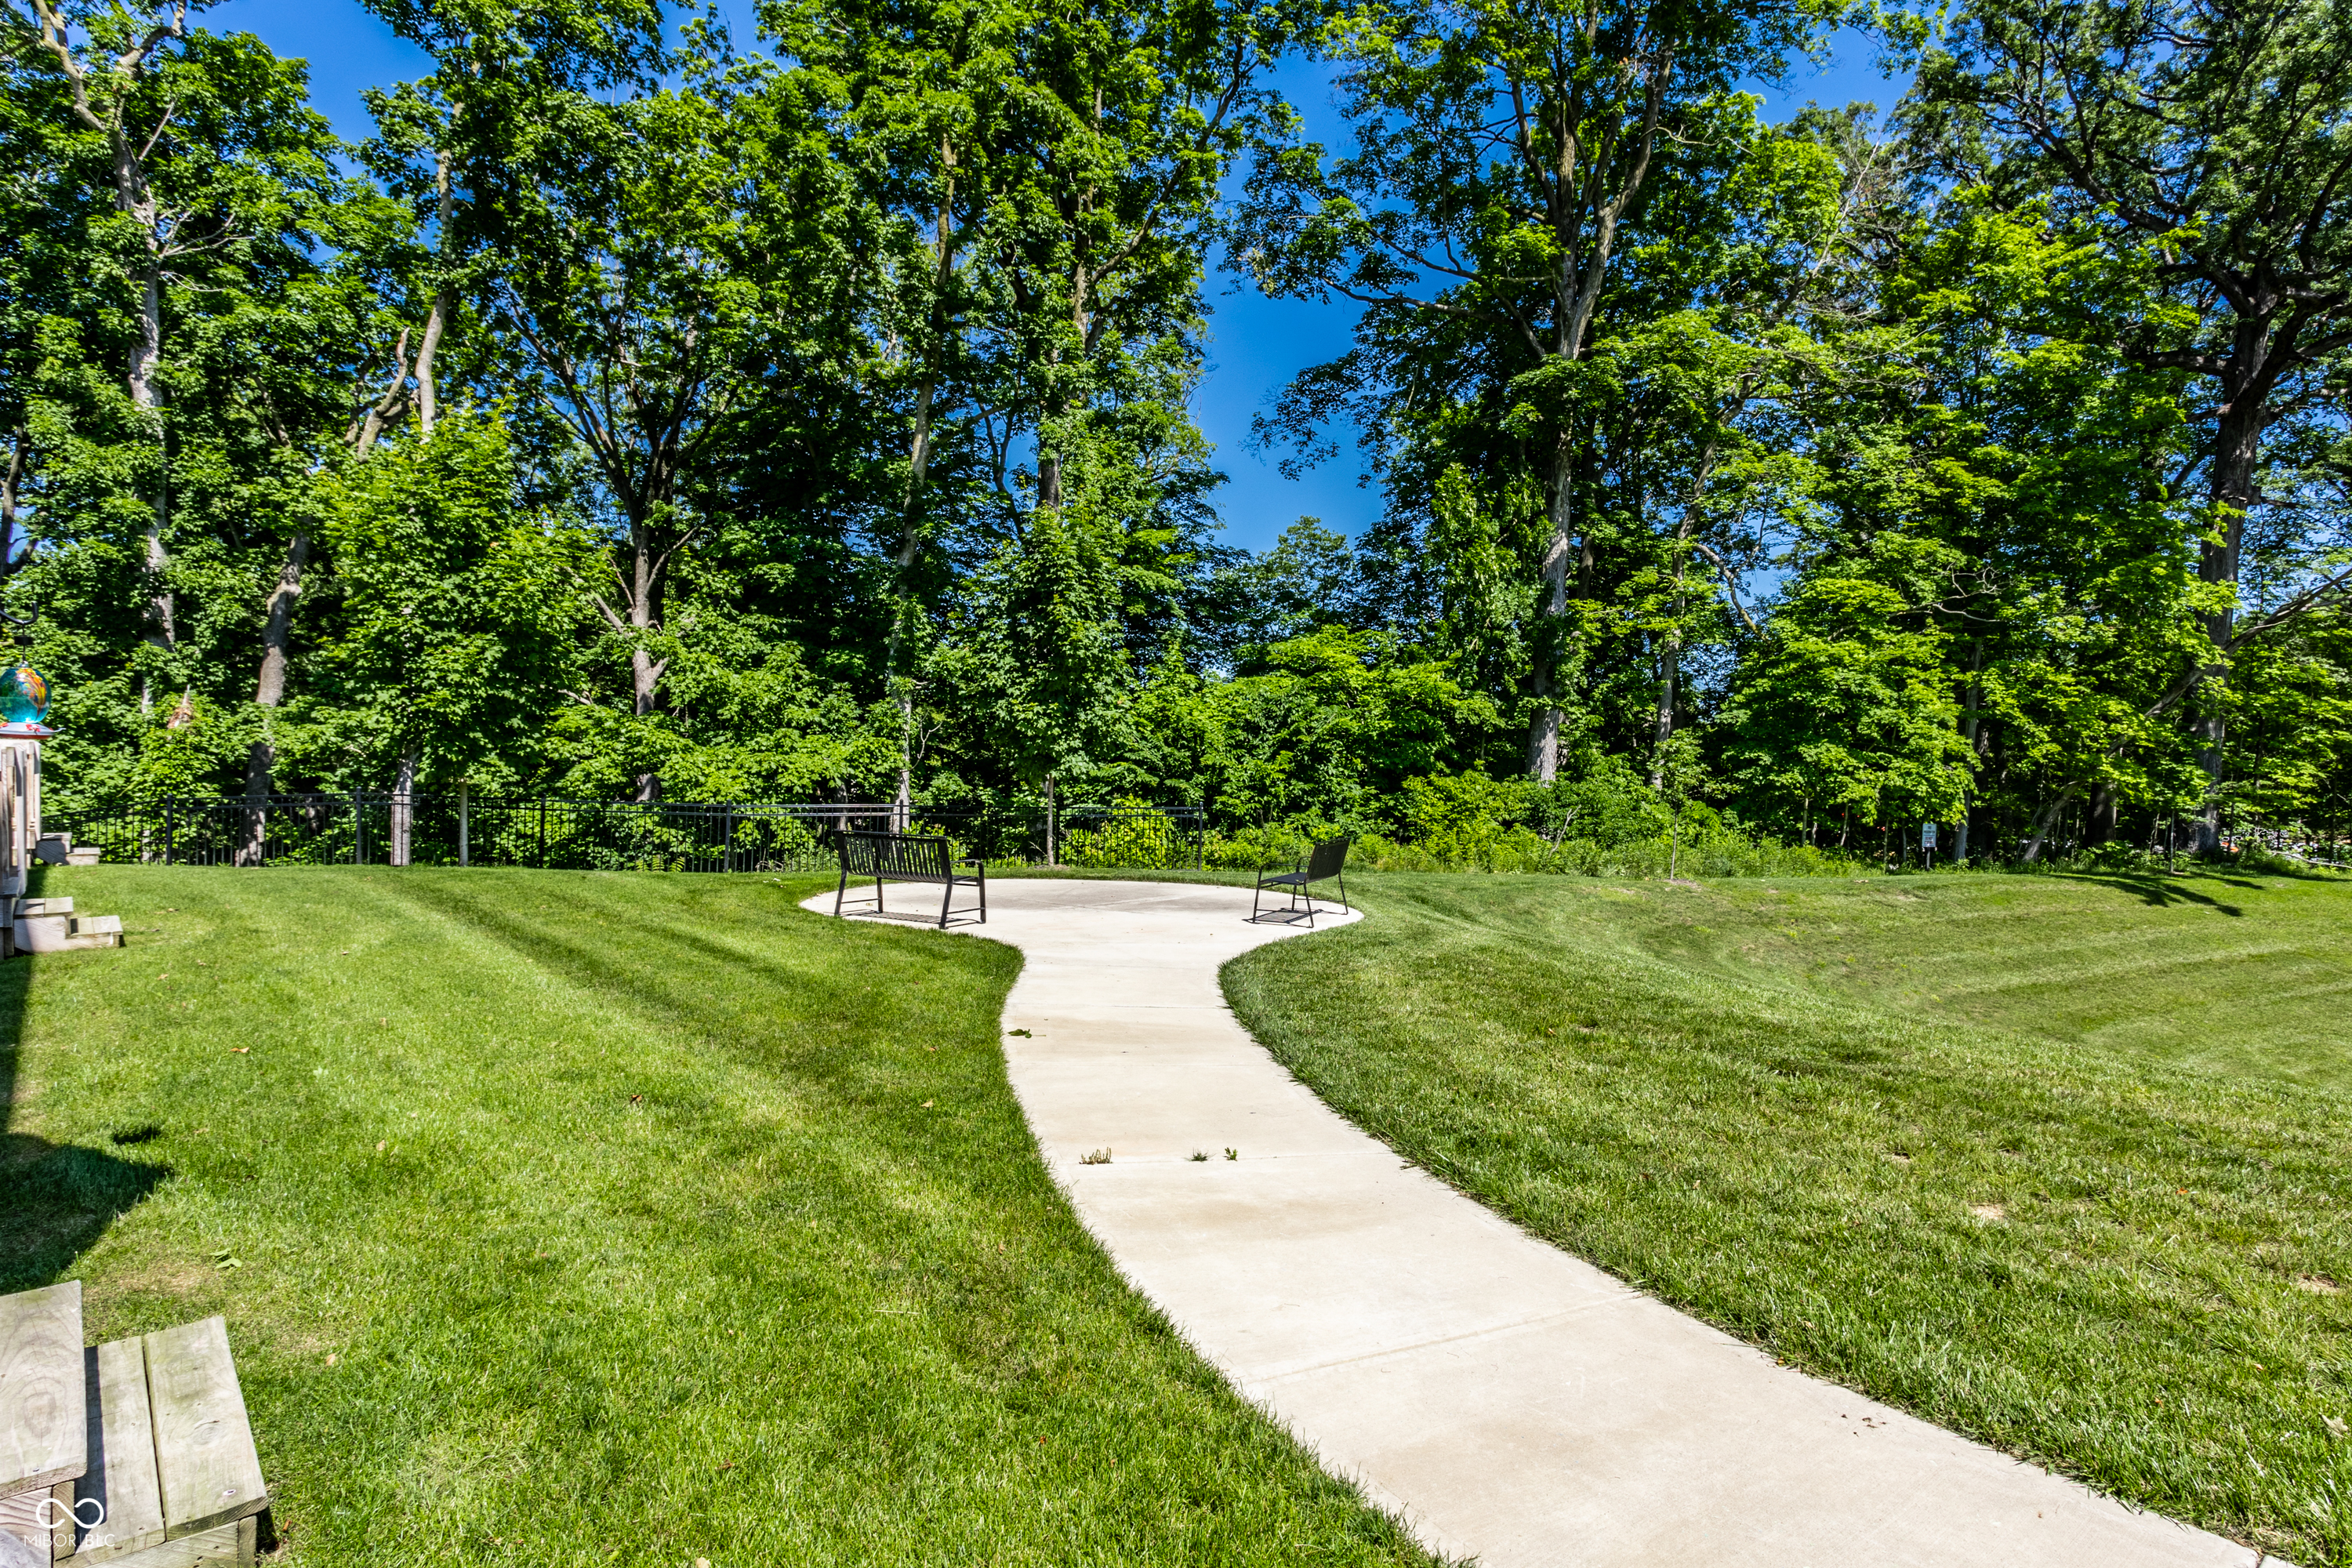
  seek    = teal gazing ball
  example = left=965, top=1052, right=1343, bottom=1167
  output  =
left=0, top=662, right=49, bottom=727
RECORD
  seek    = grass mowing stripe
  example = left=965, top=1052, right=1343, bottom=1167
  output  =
left=1222, top=869, right=2352, bottom=1566
left=3, top=866, right=1435, bottom=1566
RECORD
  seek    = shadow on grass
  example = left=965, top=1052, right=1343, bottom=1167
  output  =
left=0, top=866, right=170, bottom=1292
left=380, top=873, right=996, bottom=1058
left=0, top=1134, right=170, bottom=1294
left=2047, top=870, right=2249, bottom=915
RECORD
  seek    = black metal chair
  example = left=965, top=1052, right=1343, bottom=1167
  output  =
left=1251, top=836, right=1351, bottom=925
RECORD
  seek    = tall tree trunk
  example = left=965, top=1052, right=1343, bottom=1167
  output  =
left=1516, top=51, right=1672, bottom=784
left=245, top=338, right=418, bottom=866
left=25, top=3, right=186, bottom=710
left=890, top=380, right=939, bottom=832
left=2190, top=359, right=2266, bottom=851
left=390, top=746, right=418, bottom=866
left=630, top=528, right=663, bottom=802
left=887, top=153, right=960, bottom=832
left=1958, top=640, right=1984, bottom=862
left=1648, top=523, right=1690, bottom=791
left=590, top=510, right=676, bottom=804
left=113, top=142, right=172, bottom=711
left=237, top=531, right=310, bottom=865
left=1, top=429, right=22, bottom=578
left=347, top=330, right=414, bottom=457
left=132, top=260, right=170, bottom=713
left=415, top=149, right=455, bottom=437
left=2020, top=789, right=2078, bottom=863
left=2085, top=782, right=2118, bottom=846
left=1527, top=435, right=1577, bottom=781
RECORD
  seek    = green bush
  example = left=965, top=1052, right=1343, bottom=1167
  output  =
left=1060, top=803, right=1196, bottom=869
left=1206, top=822, right=1327, bottom=871
left=1202, top=811, right=1859, bottom=880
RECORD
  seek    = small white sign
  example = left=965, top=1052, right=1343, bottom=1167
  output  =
left=1921, top=822, right=1938, bottom=848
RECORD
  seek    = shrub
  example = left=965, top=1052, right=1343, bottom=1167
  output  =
left=1203, top=808, right=1860, bottom=880
left=1060, top=802, right=1196, bottom=870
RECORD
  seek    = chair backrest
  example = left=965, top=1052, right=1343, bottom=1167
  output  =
left=839, top=831, right=949, bottom=878
left=1304, top=835, right=1351, bottom=883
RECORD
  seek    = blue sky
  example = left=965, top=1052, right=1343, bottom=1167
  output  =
left=215, top=2, right=1907, bottom=554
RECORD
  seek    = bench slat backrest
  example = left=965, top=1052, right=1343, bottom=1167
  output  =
left=839, top=832, right=952, bottom=880
left=1305, top=836, right=1351, bottom=884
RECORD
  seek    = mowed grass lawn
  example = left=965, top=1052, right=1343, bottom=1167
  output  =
left=1222, top=866, right=2352, bottom=1566
left=0, top=866, right=1432, bottom=1567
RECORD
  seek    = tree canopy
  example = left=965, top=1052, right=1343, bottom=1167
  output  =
left=3, top=0, right=2350, bottom=866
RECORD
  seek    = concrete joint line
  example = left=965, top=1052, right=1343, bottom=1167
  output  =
left=1247, top=1301, right=1639, bottom=1388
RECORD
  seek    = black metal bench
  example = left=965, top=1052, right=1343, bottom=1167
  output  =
left=834, top=831, right=986, bottom=927
left=1250, top=835, right=1351, bottom=925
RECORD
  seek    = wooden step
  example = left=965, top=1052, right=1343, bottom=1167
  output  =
left=140, top=1319, right=266, bottom=1543
left=0, top=1294, right=265, bottom=1568
left=56, top=1321, right=263, bottom=1565
left=53, top=1336, right=162, bottom=1564
left=0, top=1283, right=85, bottom=1498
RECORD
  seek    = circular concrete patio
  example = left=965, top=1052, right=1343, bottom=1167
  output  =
left=809, top=876, right=2275, bottom=1568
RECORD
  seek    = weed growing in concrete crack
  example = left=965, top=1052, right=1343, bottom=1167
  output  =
left=1189, top=1151, right=1209, bottom=1162
left=1080, top=1148, right=1112, bottom=1165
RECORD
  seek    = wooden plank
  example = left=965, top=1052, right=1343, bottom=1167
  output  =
left=0, top=1283, right=86, bottom=1496
left=77, top=1520, right=243, bottom=1568
left=60, top=1341, right=164, bottom=1566
left=0, top=1486, right=51, bottom=1559
left=137, top=1323, right=262, bottom=1541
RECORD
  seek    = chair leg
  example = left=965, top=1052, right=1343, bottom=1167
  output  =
left=940, top=880, right=953, bottom=928
left=1252, top=879, right=1262, bottom=922
left=978, top=867, right=987, bottom=924
left=1339, top=869, right=1349, bottom=913
left=876, top=876, right=884, bottom=913
left=836, top=864, right=848, bottom=916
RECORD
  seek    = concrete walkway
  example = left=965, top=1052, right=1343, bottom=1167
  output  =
left=810, top=877, right=2274, bottom=1567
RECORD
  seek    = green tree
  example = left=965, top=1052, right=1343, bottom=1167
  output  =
left=1236, top=0, right=1832, bottom=779
left=2, top=2, right=377, bottom=820
left=314, top=411, right=588, bottom=856
left=1904, top=0, right=2352, bottom=847
left=1736, top=183, right=2210, bottom=860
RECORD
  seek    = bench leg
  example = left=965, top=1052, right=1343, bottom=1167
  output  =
left=836, top=863, right=848, bottom=917
left=875, top=875, right=884, bottom=913
left=940, top=879, right=954, bottom=928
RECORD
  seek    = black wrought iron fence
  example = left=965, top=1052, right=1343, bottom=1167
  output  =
left=1054, top=805, right=1205, bottom=870
left=2221, top=820, right=2352, bottom=870
left=44, top=796, right=1205, bottom=872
